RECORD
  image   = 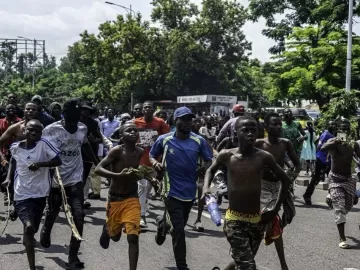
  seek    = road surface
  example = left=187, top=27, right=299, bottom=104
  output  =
left=1, top=176, right=360, bottom=270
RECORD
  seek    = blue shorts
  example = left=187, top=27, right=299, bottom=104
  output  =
left=15, top=197, right=46, bottom=232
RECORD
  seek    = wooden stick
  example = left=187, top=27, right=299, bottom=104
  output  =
left=0, top=187, right=10, bottom=237
left=54, top=168, right=84, bottom=241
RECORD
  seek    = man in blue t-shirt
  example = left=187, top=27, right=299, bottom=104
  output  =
left=303, top=120, right=337, bottom=205
left=150, top=107, right=213, bottom=270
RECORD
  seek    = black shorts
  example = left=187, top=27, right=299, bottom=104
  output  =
left=15, top=197, right=47, bottom=232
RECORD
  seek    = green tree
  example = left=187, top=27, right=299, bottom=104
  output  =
left=264, top=25, right=360, bottom=108
left=249, top=0, right=360, bottom=54
left=318, top=90, right=360, bottom=137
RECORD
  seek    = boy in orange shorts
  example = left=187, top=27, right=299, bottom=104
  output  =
left=95, top=122, right=144, bottom=270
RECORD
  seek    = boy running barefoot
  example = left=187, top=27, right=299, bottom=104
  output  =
left=255, top=112, right=301, bottom=270
left=95, top=122, right=144, bottom=270
left=2, top=119, right=61, bottom=270
left=203, top=116, right=291, bottom=270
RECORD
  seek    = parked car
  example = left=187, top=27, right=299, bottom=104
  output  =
left=306, top=110, right=321, bottom=121
left=286, top=108, right=312, bottom=128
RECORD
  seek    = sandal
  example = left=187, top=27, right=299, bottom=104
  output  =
left=339, top=241, right=350, bottom=249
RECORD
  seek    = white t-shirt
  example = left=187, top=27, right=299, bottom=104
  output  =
left=199, top=126, right=216, bottom=139
left=11, top=139, right=59, bottom=201
left=42, top=121, right=88, bottom=186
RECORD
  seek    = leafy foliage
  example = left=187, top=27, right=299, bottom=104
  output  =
left=318, top=90, right=360, bottom=136
left=249, top=0, right=360, bottom=54
left=263, top=25, right=360, bottom=108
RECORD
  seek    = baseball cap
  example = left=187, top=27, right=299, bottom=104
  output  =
left=173, top=107, right=195, bottom=120
left=63, top=99, right=80, bottom=113
left=233, top=104, right=245, bottom=113
left=120, top=113, right=131, bottom=120
left=80, top=101, right=94, bottom=111
left=31, top=95, right=42, bottom=103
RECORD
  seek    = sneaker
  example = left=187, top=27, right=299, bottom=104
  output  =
left=99, top=224, right=110, bottom=249
left=194, top=221, right=204, bottom=232
left=339, top=240, right=350, bottom=249
left=66, top=256, right=85, bottom=269
left=9, top=209, right=18, bottom=221
left=84, top=201, right=91, bottom=209
left=303, top=194, right=312, bottom=205
left=155, top=216, right=166, bottom=246
left=88, top=193, right=101, bottom=200
left=40, top=228, right=51, bottom=248
left=140, top=216, right=148, bottom=228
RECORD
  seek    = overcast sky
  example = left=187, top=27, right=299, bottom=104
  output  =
left=0, top=0, right=358, bottom=63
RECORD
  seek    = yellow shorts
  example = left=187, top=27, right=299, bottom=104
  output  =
left=106, top=197, right=141, bottom=236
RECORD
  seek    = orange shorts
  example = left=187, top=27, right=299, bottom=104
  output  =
left=106, top=197, right=141, bottom=236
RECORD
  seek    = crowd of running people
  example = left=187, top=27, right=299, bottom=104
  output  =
left=0, top=93, right=359, bottom=270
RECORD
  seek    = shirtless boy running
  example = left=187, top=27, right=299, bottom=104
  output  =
left=0, top=102, right=38, bottom=165
left=322, top=119, right=360, bottom=248
left=203, top=115, right=291, bottom=270
left=254, top=112, right=301, bottom=270
left=95, top=122, right=144, bottom=270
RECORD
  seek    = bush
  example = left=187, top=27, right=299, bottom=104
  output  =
left=318, top=90, right=360, bottom=139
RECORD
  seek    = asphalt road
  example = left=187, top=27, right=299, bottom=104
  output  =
left=1, top=175, right=360, bottom=270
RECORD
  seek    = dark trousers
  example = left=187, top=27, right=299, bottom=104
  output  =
left=82, top=161, right=93, bottom=183
left=167, top=196, right=193, bottom=270
left=42, top=182, right=84, bottom=259
left=304, top=158, right=330, bottom=197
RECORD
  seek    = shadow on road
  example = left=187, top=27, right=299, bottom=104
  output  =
left=37, top=243, right=77, bottom=255
left=45, top=256, right=67, bottom=269
left=185, top=227, right=225, bottom=239
left=295, top=202, right=331, bottom=210
left=0, top=233, right=21, bottom=245
left=3, top=249, right=26, bottom=255
left=84, top=215, right=106, bottom=226
left=346, top=236, right=360, bottom=250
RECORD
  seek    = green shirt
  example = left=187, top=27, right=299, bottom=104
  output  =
left=282, top=121, right=301, bottom=153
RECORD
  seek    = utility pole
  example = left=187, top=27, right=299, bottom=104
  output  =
left=105, top=2, right=136, bottom=110
left=345, top=0, right=353, bottom=92
left=131, top=93, right=134, bottom=111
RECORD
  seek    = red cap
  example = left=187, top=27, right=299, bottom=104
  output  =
left=233, top=104, right=245, bottom=113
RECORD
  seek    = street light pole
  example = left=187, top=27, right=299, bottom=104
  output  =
left=105, top=1, right=136, bottom=111
left=345, top=0, right=353, bottom=92
left=105, top=1, right=136, bottom=17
